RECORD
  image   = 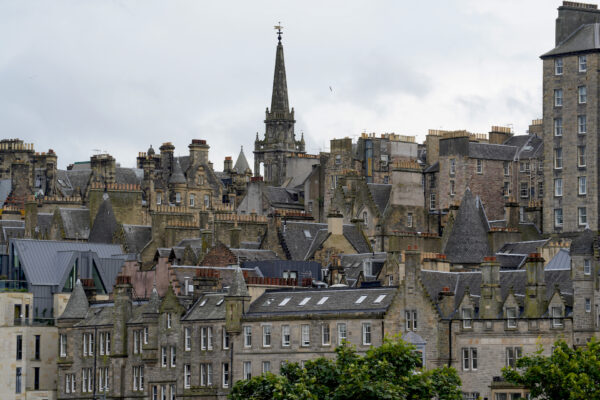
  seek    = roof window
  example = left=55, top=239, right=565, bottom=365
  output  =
left=299, top=297, right=311, bottom=306
left=304, top=230, right=312, bottom=238
left=279, top=297, right=291, bottom=306
left=317, top=296, right=329, bottom=305
left=355, top=295, right=367, bottom=304
left=374, top=294, right=386, bottom=303
left=199, top=299, right=207, bottom=307
left=216, top=298, right=224, bottom=306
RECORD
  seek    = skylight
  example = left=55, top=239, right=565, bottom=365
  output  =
left=199, top=299, right=207, bottom=307
left=355, top=295, right=367, bottom=304
left=374, top=294, right=386, bottom=304
left=216, top=299, right=224, bottom=306
left=299, top=297, right=311, bottom=306
left=317, top=296, right=329, bottom=305
left=279, top=297, right=291, bottom=306
left=304, top=230, right=312, bottom=238
left=263, top=298, right=274, bottom=306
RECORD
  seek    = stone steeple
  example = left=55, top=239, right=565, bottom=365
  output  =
left=270, top=34, right=290, bottom=115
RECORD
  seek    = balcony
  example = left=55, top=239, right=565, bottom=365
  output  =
left=0, top=280, right=27, bottom=292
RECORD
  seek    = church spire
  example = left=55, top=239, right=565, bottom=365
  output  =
left=270, top=23, right=290, bottom=114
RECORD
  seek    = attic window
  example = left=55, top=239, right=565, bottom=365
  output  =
left=355, top=295, right=367, bottom=304
left=299, top=297, right=311, bottom=306
left=263, top=298, right=274, bottom=306
left=216, top=299, right=224, bottom=306
left=374, top=294, right=386, bottom=303
left=304, top=230, right=312, bottom=238
left=279, top=297, right=291, bottom=306
left=199, top=299, right=207, bottom=307
left=317, top=297, right=329, bottom=305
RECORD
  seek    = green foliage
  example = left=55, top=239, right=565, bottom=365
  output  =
left=229, top=335, right=462, bottom=400
left=502, top=339, right=600, bottom=400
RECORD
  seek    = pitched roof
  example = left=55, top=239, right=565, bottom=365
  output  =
left=242, top=260, right=322, bottom=281
left=367, top=184, right=391, bottom=215
left=89, top=197, right=118, bottom=244
left=122, top=225, right=152, bottom=254
left=59, top=279, right=89, bottom=319
left=227, top=266, right=249, bottom=297
left=545, top=248, right=571, bottom=271
left=0, top=179, right=12, bottom=206
left=443, top=189, right=491, bottom=264
left=59, top=208, right=90, bottom=240
left=232, top=248, right=280, bottom=263
left=468, top=142, right=517, bottom=161
left=234, top=146, right=251, bottom=173
left=497, top=240, right=549, bottom=256
left=183, top=293, right=226, bottom=321
left=246, top=287, right=396, bottom=317
left=542, top=23, right=600, bottom=58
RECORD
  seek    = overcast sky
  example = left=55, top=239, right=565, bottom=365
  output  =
left=0, top=0, right=562, bottom=169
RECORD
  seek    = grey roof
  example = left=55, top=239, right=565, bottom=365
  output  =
left=183, top=293, right=226, bottom=321
left=228, top=266, right=249, bottom=297
left=0, top=179, right=12, bottom=206
left=242, top=260, right=322, bottom=281
left=424, top=161, right=439, bottom=173
left=503, top=135, right=530, bottom=149
left=545, top=248, right=571, bottom=271
left=496, top=254, right=527, bottom=270
left=444, top=189, right=491, bottom=264
left=246, top=287, right=396, bottom=318
left=11, top=239, right=123, bottom=286
left=234, top=147, right=251, bottom=173
left=89, top=198, right=118, bottom=244
left=542, top=23, right=600, bottom=57
left=468, top=142, right=517, bottom=161
left=122, top=225, right=152, bottom=254
left=264, top=187, right=302, bottom=207
left=169, top=158, right=187, bottom=185
left=36, top=213, right=53, bottom=236
left=232, top=248, right=280, bottom=263
left=515, top=136, right=543, bottom=160
left=115, top=168, right=143, bottom=185
left=0, top=220, right=25, bottom=244
left=497, top=240, right=548, bottom=256
left=570, top=229, right=596, bottom=255
left=367, top=184, right=391, bottom=215
left=59, top=208, right=90, bottom=240
left=58, top=280, right=89, bottom=319
left=340, top=252, right=387, bottom=286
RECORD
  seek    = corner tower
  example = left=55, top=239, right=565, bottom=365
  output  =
left=254, top=25, right=305, bottom=186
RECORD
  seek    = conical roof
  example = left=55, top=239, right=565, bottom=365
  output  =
left=443, top=188, right=491, bottom=264
left=270, top=39, right=289, bottom=113
left=169, top=158, right=186, bottom=185
left=89, top=196, right=118, bottom=243
left=59, top=279, right=89, bottom=319
left=234, top=146, right=251, bottom=173
left=228, top=266, right=249, bottom=297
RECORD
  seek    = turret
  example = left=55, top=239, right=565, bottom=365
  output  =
left=225, top=266, right=250, bottom=334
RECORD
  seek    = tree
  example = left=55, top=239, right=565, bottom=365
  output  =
left=229, top=336, right=462, bottom=400
left=503, top=339, right=600, bottom=400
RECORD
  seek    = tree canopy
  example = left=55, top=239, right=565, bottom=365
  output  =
left=503, top=339, right=600, bottom=400
left=229, top=336, right=462, bottom=400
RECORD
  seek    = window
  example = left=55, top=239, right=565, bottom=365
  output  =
left=144, top=326, right=149, bottom=344
left=133, top=329, right=143, bottom=354
left=578, top=115, right=587, bottom=134
left=279, top=297, right=291, bottom=306
left=503, top=182, right=511, bottom=198
left=34, top=334, right=40, bottom=360
left=16, top=335, right=22, bottom=360
left=554, top=178, right=563, bottom=197
left=355, top=295, right=367, bottom=304
left=152, top=386, right=158, bottom=400
left=166, top=313, right=172, bottom=329
left=60, top=334, right=67, bottom=357
left=98, top=367, right=109, bottom=392
left=201, top=363, right=212, bottom=386
left=170, top=346, right=176, bottom=367
left=554, top=117, right=563, bottom=136
left=338, top=323, right=347, bottom=345
left=189, top=194, right=195, bottom=207
left=579, top=177, right=587, bottom=195
left=463, top=392, right=481, bottom=400
left=429, top=193, right=437, bottom=210
left=506, top=347, right=522, bottom=368
left=462, top=348, right=478, bottom=371
left=317, top=297, right=329, bottom=305
left=99, top=331, right=110, bottom=355
left=161, top=346, right=167, bottom=367
left=204, top=194, right=210, bottom=208
left=554, top=89, right=563, bottom=106
left=222, top=363, right=230, bottom=388
left=506, top=307, right=517, bottom=328
left=299, top=297, right=311, bottom=306
left=520, top=183, right=529, bottom=199
left=552, top=306, right=563, bottom=327
left=15, top=367, right=21, bottom=394
left=262, top=325, right=272, bottom=347
left=201, top=327, right=208, bottom=350
left=363, top=211, right=368, bottom=226
left=462, top=308, right=473, bottom=329
left=133, top=366, right=144, bottom=391
left=156, top=192, right=162, bottom=205
left=282, top=325, right=290, bottom=347
left=503, top=161, right=510, bottom=176
left=383, top=175, right=389, bottom=184
left=520, top=161, right=530, bottom=172
left=362, top=322, right=372, bottom=345
left=579, top=86, right=587, bottom=103
left=244, top=326, right=252, bottom=347
left=335, top=154, right=341, bottom=165
left=34, top=367, right=40, bottom=390
left=476, top=159, right=483, bottom=174
left=322, top=324, right=331, bottom=345
left=301, top=324, right=310, bottom=346
left=175, top=192, right=181, bottom=204
left=262, top=361, right=271, bottom=373
left=577, top=146, right=587, bottom=168
left=406, top=310, right=418, bottom=331
left=554, top=209, right=563, bottom=227
left=82, top=332, right=94, bottom=356
left=65, top=373, right=76, bottom=394
left=586, top=298, right=592, bottom=313
left=450, top=180, right=456, bottom=196
left=407, top=212, right=413, bottom=228
left=223, top=329, right=230, bottom=349
left=82, top=368, right=92, bottom=392
left=184, top=364, right=191, bottom=388
left=555, top=58, right=563, bottom=75
left=538, top=181, right=544, bottom=198
left=184, top=327, right=191, bottom=351
left=584, top=259, right=591, bottom=275
left=554, top=148, right=562, bottom=169
left=429, top=175, right=436, bottom=188
left=579, top=55, right=587, bottom=72
left=243, top=361, right=252, bottom=380
left=450, top=158, right=456, bottom=175
left=579, top=207, right=587, bottom=226
left=170, top=384, right=176, bottom=400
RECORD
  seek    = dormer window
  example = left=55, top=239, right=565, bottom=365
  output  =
left=462, top=308, right=473, bottom=329
left=551, top=306, right=563, bottom=327
left=506, top=307, right=517, bottom=328
left=584, top=259, right=591, bottom=275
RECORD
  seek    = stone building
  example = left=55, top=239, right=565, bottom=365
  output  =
left=541, top=1, right=600, bottom=233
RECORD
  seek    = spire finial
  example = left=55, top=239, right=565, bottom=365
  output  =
left=274, top=22, right=283, bottom=42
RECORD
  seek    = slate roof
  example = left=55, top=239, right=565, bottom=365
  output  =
left=89, top=198, right=118, bottom=243
left=0, top=220, right=24, bottom=244
left=122, top=225, right=152, bottom=254
left=242, top=260, right=322, bottom=281
left=182, top=293, right=226, bottom=321
left=0, top=179, right=12, bottom=206
left=232, top=249, right=280, bottom=263
left=228, top=266, right=249, bottom=297
left=443, top=189, right=491, bottom=264
left=496, top=254, right=527, bottom=270
left=503, top=135, right=531, bottom=149
left=570, top=229, right=596, bottom=255
left=424, top=161, right=439, bottom=173
left=545, top=248, right=571, bottom=271
left=115, top=168, right=143, bottom=185
left=367, top=184, right=391, bottom=215
left=420, top=269, right=573, bottom=317
left=245, top=287, right=396, bottom=318
left=264, top=187, right=302, bottom=208
left=542, top=23, right=600, bottom=57
left=36, top=213, right=53, bottom=236
left=340, top=253, right=387, bottom=286
left=169, top=159, right=187, bottom=185
left=58, top=280, right=89, bottom=320
left=497, top=240, right=549, bottom=256
left=59, top=208, right=90, bottom=240
left=234, top=147, right=251, bottom=173
left=468, top=142, right=517, bottom=161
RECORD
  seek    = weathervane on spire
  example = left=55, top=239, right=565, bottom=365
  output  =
left=274, top=22, right=283, bottom=42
